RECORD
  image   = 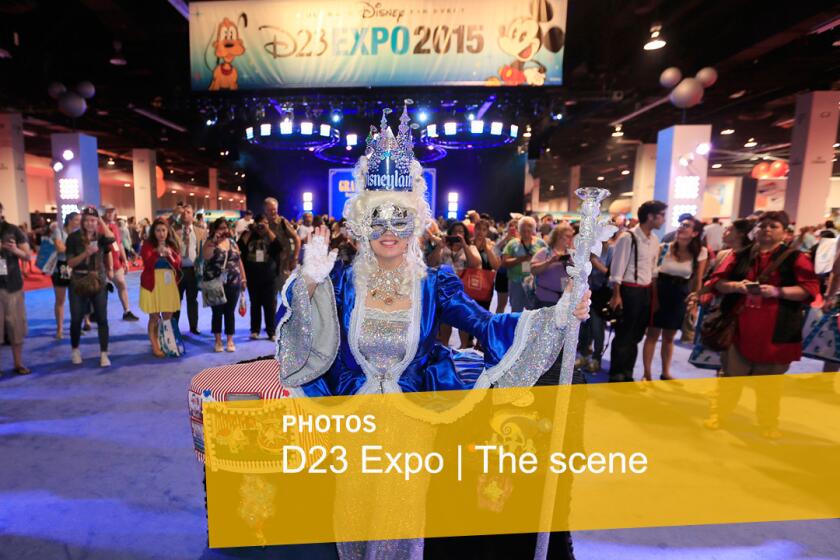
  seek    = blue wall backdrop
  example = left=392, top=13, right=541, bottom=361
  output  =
left=241, top=146, right=526, bottom=221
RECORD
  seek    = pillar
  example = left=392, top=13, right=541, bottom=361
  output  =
left=653, top=125, right=712, bottom=234
left=784, top=91, right=840, bottom=227
left=567, top=165, right=581, bottom=212
left=209, top=167, right=219, bottom=210
left=0, top=113, right=28, bottom=225
left=51, top=132, right=100, bottom=222
left=631, top=143, right=657, bottom=214
left=132, top=149, right=158, bottom=222
left=737, top=177, right=758, bottom=218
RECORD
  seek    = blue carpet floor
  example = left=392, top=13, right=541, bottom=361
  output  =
left=1, top=272, right=838, bottom=559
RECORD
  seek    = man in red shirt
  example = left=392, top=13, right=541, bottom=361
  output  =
left=104, top=206, right=140, bottom=321
left=706, top=211, right=819, bottom=438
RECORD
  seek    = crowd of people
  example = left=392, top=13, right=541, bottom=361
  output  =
left=3, top=196, right=839, bottom=433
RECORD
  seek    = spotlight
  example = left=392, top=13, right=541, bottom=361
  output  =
left=320, top=124, right=331, bottom=137
left=345, top=145, right=352, bottom=151
left=52, top=161, right=64, bottom=172
left=427, top=124, right=438, bottom=138
left=510, top=125, right=519, bottom=138
left=611, top=125, right=624, bottom=138
left=62, top=149, right=74, bottom=161
left=106, top=158, right=115, bottom=166
left=621, top=169, right=630, bottom=175
left=260, top=123, right=271, bottom=136
left=444, top=122, right=457, bottom=136
left=720, top=128, right=735, bottom=135
left=280, top=119, right=293, bottom=135
left=711, top=163, right=722, bottom=169
left=236, top=186, right=241, bottom=192
left=523, top=125, right=532, bottom=138
left=331, top=110, right=342, bottom=123
left=467, top=113, right=475, bottom=121
left=695, top=142, right=711, bottom=156
left=346, top=133, right=358, bottom=146
left=245, top=126, right=254, bottom=140
left=417, top=110, right=428, bottom=123
left=470, top=120, right=484, bottom=134
left=552, top=112, right=564, bottom=121
left=643, top=23, right=666, bottom=50
left=300, top=122, right=313, bottom=135
left=206, top=118, right=215, bottom=126
left=123, top=183, right=131, bottom=188
left=427, top=145, right=434, bottom=150
left=490, top=122, right=503, bottom=135
left=596, top=176, right=605, bottom=181
left=744, top=138, right=757, bottom=148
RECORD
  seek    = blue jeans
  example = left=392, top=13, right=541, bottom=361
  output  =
left=508, top=279, right=529, bottom=312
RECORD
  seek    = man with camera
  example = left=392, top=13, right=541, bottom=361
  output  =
left=607, top=200, right=667, bottom=382
left=0, top=201, right=32, bottom=375
left=172, top=205, right=206, bottom=335
left=238, top=214, right=283, bottom=340
left=263, top=197, right=300, bottom=297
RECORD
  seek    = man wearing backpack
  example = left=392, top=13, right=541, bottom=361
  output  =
left=607, top=200, right=667, bottom=382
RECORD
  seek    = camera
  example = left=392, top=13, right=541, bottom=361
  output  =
left=445, top=235, right=461, bottom=244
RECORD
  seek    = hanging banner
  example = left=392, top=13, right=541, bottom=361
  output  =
left=329, top=168, right=436, bottom=219
left=189, top=0, right=566, bottom=90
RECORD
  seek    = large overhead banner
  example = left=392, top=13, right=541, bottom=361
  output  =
left=189, top=0, right=566, bottom=90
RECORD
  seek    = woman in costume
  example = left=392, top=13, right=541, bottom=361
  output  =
left=275, top=107, right=590, bottom=559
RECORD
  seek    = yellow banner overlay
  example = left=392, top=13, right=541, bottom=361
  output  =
left=203, top=373, right=840, bottom=547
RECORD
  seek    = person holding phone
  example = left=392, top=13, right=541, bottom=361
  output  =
left=238, top=214, right=282, bottom=341
left=530, top=222, right=574, bottom=309
left=202, top=218, right=247, bottom=353
left=436, top=221, right=480, bottom=346
left=65, top=206, right=116, bottom=367
left=707, top=211, right=819, bottom=438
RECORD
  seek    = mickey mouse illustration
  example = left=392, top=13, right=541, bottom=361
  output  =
left=488, top=0, right=565, bottom=86
left=208, top=15, right=247, bottom=91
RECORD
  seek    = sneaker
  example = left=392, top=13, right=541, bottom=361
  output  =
left=574, top=356, right=588, bottom=369
left=190, top=329, right=201, bottom=336
left=586, top=358, right=601, bottom=373
left=268, top=334, right=277, bottom=342
left=226, top=341, right=236, bottom=352
left=100, top=352, right=111, bottom=367
left=123, top=311, right=140, bottom=322
left=249, top=333, right=260, bottom=340
left=214, top=342, right=224, bottom=353
left=71, top=348, right=82, bottom=364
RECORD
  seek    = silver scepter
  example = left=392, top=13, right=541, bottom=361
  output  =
left=536, top=187, right=616, bottom=560
left=558, top=187, right=616, bottom=384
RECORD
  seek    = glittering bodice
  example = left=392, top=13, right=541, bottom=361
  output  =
left=358, top=307, right=411, bottom=380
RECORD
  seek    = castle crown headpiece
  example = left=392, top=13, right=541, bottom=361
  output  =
left=364, top=104, right=416, bottom=192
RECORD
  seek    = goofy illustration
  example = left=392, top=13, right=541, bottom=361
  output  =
left=209, top=15, right=247, bottom=91
left=488, top=0, right=565, bottom=86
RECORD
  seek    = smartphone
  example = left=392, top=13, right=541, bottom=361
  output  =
left=745, top=281, right=761, bottom=295
left=445, top=235, right=461, bottom=244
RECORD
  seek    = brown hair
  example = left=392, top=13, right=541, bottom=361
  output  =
left=148, top=218, right=179, bottom=251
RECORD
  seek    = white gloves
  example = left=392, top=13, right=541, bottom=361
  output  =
left=301, top=234, right=337, bottom=285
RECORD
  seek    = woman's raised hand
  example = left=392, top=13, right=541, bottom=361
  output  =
left=302, top=225, right=338, bottom=285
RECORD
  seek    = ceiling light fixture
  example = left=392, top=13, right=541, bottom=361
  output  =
left=643, top=23, right=666, bottom=51
left=106, top=157, right=115, bottom=166
left=729, top=90, right=747, bottom=99
left=611, top=124, right=624, bottom=137
left=744, top=138, right=758, bottom=148
left=720, top=128, right=735, bottom=135
left=621, top=169, right=630, bottom=175
left=711, top=163, right=722, bottom=169
left=596, top=176, right=605, bottom=181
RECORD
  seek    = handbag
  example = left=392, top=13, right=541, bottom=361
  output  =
left=801, top=307, right=840, bottom=363
left=71, top=250, right=102, bottom=298
left=159, top=317, right=185, bottom=357
left=199, top=244, right=229, bottom=308
left=461, top=267, right=495, bottom=302
left=36, top=238, right=58, bottom=275
left=689, top=304, right=722, bottom=369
